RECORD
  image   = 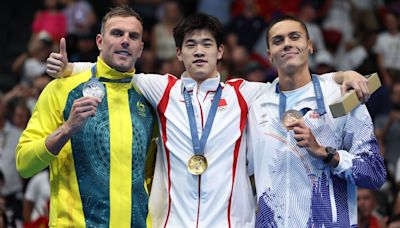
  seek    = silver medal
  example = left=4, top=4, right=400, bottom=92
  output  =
left=82, top=78, right=105, bottom=100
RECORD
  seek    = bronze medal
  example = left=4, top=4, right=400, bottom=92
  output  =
left=282, top=109, right=303, bottom=130
left=187, top=155, right=208, bottom=175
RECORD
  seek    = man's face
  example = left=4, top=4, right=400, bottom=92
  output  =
left=267, top=20, right=312, bottom=75
left=96, top=16, right=144, bottom=72
left=177, top=29, right=223, bottom=83
left=357, top=189, right=375, bottom=218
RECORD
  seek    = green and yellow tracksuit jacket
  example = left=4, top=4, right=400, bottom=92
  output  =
left=16, top=58, right=156, bottom=227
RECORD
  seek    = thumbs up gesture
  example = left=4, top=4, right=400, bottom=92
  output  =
left=46, top=38, right=73, bottom=78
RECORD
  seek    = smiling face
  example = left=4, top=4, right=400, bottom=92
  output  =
left=267, top=20, right=313, bottom=76
left=96, top=16, right=144, bottom=72
left=177, top=29, right=223, bottom=83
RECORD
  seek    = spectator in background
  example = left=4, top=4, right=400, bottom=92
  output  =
left=313, top=49, right=336, bottom=75
left=298, top=3, right=328, bottom=72
left=242, top=61, right=268, bottom=82
left=374, top=11, right=400, bottom=87
left=69, top=32, right=98, bottom=62
left=0, top=171, right=4, bottom=191
left=358, top=188, right=383, bottom=228
left=0, top=207, right=6, bottom=228
left=322, top=0, right=355, bottom=46
left=59, top=0, right=97, bottom=60
left=350, top=0, right=383, bottom=43
left=10, top=100, right=31, bottom=130
left=22, top=169, right=49, bottom=227
left=0, top=96, right=23, bottom=227
left=388, top=215, right=400, bottom=228
left=32, top=0, right=67, bottom=42
left=197, top=0, right=233, bottom=25
left=375, top=82, right=400, bottom=178
left=60, top=0, right=96, bottom=36
left=229, top=45, right=251, bottom=76
left=151, top=0, right=182, bottom=61
left=11, top=32, right=53, bottom=86
left=225, top=0, right=267, bottom=53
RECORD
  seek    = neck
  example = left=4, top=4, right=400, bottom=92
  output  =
left=278, top=66, right=311, bottom=91
left=96, top=57, right=135, bottom=78
left=185, top=71, right=219, bottom=86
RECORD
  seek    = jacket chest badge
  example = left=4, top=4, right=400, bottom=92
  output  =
left=136, top=101, right=147, bottom=117
left=217, top=98, right=227, bottom=111
left=309, top=110, right=321, bottom=119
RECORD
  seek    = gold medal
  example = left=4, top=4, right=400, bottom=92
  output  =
left=282, top=109, right=303, bottom=130
left=187, top=155, right=208, bottom=175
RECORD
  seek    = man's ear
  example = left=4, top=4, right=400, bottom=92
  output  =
left=267, top=50, right=273, bottom=63
left=217, top=44, right=224, bottom=60
left=176, top=47, right=183, bottom=61
left=138, top=41, right=144, bottom=58
left=96, top=34, right=103, bottom=52
left=308, top=40, right=314, bottom=54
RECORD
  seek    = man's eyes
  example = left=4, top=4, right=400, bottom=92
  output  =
left=272, top=38, right=283, bottom=45
left=111, top=30, right=123, bottom=36
left=110, top=30, right=140, bottom=40
left=290, top=34, right=300, bottom=40
left=272, top=34, right=301, bottom=45
left=129, top=33, right=139, bottom=40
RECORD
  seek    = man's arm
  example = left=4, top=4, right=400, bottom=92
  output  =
left=16, top=80, right=100, bottom=178
left=288, top=105, right=386, bottom=189
left=331, top=71, right=370, bottom=103
left=333, top=105, right=386, bottom=189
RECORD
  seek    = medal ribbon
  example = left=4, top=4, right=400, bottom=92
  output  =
left=276, top=74, right=326, bottom=120
left=184, top=85, right=222, bottom=156
left=91, top=64, right=133, bottom=83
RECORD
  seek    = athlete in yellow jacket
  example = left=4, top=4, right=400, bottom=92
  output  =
left=16, top=6, right=155, bottom=227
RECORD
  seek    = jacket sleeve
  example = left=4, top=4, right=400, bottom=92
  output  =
left=332, top=104, right=387, bottom=189
left=16, top=80, right=63, bottom=178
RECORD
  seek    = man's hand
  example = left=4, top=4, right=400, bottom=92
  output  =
left=339, top=71, right=370, bottom=104
left=65, top=97, right=101, bottom=134
left=287, top=119, right=325, bottom=157
left=45, top=96, right=101, bottom=155
left=287, top=119, right=340, bottom=166
left=46, top=38, right=73, bottom=78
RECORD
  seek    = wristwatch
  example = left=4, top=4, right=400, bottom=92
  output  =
left=323, top=147, right=337, bottom=164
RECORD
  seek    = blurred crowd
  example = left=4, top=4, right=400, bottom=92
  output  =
left=1, top=0, right=400, bottom=227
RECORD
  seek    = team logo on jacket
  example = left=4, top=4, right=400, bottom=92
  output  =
left=217, top=98, right=227, bottom=111
left=136, top=101, right=146, bottom=117
left=309, top=110, right=320, bottom=119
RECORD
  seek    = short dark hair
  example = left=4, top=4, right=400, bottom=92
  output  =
left=173, top=13, right=223, bottom=48
left=266, top=15, right=310, bottom=49
left=101, top=5, right=143, bottom=35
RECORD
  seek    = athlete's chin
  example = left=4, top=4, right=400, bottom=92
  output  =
left=282, top=64, right=299, bottom=75
left=112, top=62, right=134, bottom=72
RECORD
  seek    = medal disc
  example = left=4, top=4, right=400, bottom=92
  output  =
left=187, top=155, right=208, bottom=175
left=282, top=109, right=303, bottom=130
left=83, top=78, right=105, bottom=100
